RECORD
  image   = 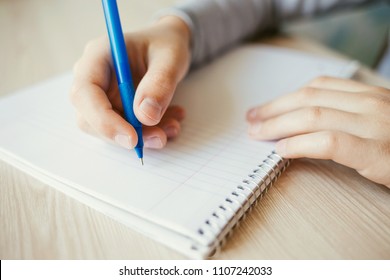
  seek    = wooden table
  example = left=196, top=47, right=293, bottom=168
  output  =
left=1, top=0, right=389, bottom=259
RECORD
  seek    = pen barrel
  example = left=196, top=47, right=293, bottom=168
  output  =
left=102, top=0, right=132, bottom=84
left=102, top=0, right=143, bottom=160
left=119, top=83, right=144, bottom=149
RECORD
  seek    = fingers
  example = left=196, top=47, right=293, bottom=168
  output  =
left=246, top=76, right=390, bottom=186
left=71, top=83, right=138, bottom=148
left=70, top=39, right=138, bottom=148
left=247, top=87, right=357, bottom=121
left=76, top=105, right=185, bottom=149
left=70, top=37, right=140, bottom=148
left=246, top=77, right=390, bottom=141
left=70, top=35, right=187, bottom=149
left=247, top=86, right=383, bottom=123
left=161, top=105, right=186, bottom=121
left=143, top=105, right=185, bottom=148
left=246, top=76, right=381, bottom=122
left=142, top=126, right=167, bottom=149
left=248, top=107, right=368, bottom=140
left=134, top=43, right=189, bottom=126
left=275, top=131, right=371, bottom=171
left=72, top=37, right=112, bottom=91
left=142, top=118, right=181, bottom=148
left=275, top=131, right=390, bottom=187
left=70, top=15, right=191, bottom=152
left=307, top=76, right=375, bottom=92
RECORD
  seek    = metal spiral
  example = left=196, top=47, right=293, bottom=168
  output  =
left=191, top=151, right=291, bottom=257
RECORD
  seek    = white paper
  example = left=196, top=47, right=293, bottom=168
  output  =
left=0, top=45, right=358, bottom=258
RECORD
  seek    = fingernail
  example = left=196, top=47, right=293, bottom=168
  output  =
left=140, top=98, right=162, bottom=122
left=276, top=140, right=287, bottom=156
left=165, top=125, right=179, bottom=138
left=248, top=108, right=257, bottom=119
left=144, top=137, right=163, bottom=148
left=115, top=134, right=133, bottom=149
left=249, top=123, right=262, bottom=135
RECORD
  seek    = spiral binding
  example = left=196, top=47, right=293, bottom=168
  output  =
left=191, top=151, right=291, bottom=257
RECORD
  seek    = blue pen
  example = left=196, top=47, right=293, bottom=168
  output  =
left=102, top=0, right=144, bottom=165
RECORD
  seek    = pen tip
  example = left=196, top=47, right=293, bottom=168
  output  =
left=140, top=158, right=144, bottom=166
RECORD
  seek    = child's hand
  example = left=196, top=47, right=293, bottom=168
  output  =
left=246, top=76, right=390, bottom=188
left=69, top=16, right=191, bottom=149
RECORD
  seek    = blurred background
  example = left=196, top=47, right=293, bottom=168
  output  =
left=0, top=0, right=389, bottom=97
left=284, top=1, right=389, bottom=76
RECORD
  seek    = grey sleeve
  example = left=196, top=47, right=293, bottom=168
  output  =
left=161, top=0, right=383, bottom=67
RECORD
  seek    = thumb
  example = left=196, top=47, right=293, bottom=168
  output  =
left=134, top=47, right=188, bottom=126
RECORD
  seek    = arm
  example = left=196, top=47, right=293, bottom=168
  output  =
left=166, top=0, right=381, bottom=66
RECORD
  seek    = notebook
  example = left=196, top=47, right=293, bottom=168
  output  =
left=0, top=44, right=358, bottom=259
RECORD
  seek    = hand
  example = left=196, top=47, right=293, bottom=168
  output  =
left=69, top=16, right=191, bottom=149
left=246, top=76, right=390, bottom=188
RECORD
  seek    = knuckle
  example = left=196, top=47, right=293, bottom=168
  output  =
left=83, top=36, right=107, bottom=55
left=381, top=87, right=390, bottom=95
left=297, top=87, right=317, bottom=102
left=371, top=86, right=390, bottom=95
left=83, top=39, right=100, bottom=54
left=309, top=75, right=331, bottom=87
left=379, top=141, right=390, bottom=157
left=319, top=131, right=339, bottom=158
left=306, top=106, right=323, bottom=125
left=363, top=93, right=390, bottom=112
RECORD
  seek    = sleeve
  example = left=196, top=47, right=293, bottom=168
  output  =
left=157, top=0, right=383, bottom=67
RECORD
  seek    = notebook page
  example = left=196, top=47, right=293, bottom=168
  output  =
left=146, top=45, right=358, bottom=244
left=0, top=45, right=357, bottom=249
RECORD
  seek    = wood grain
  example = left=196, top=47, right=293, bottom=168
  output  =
left=1, top=0, right=389, bottom=259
